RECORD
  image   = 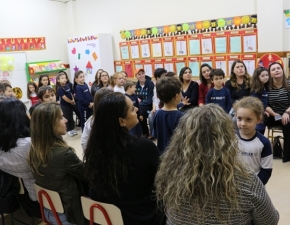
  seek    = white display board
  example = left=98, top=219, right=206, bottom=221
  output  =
left=0, top=52, right=28, bottom=103
left=67, top=34, right=114, bottom=87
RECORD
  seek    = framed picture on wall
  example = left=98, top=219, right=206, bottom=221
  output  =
left=201, top=38, right=213, bottom=55
left=188, top=35, right=201, bottom=55
left=188, top=57, right=200, bottom=77
left=129, top=41, right=140, bottom=59
left=243, top=34, right=257, bottom=53
left=151, top=38, right=163, bottom=58
left=119, top=42, right=130, bottom=60
left=140, top=40, right=151, bottom=58
left=163, top=37, right=174, bottom=57
left=175, top=36, right=187, bottom=56
left=214, top=36, right=227, bottom=54
left=229, top=35, right=242, bottom=53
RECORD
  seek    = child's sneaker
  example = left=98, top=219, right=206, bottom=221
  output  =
left=67, top=131, right=75, bottom=137
left=72, top=130, right=78, bottom=135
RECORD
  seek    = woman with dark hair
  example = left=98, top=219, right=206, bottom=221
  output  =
left=0, top=98, right=41, bottom=218
left=91, top=69, right=103, bottom=96
left=264, top=62, right=290, bottom=163
left=225, top=60, right=251, bottom=103
left=179, top=67, right=199, bottom=111
left=198, top=63, right=213, bottom=106
left=84, top=92, right=164, bottom=225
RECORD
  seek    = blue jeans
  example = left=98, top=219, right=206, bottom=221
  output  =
left=44, top=208, right=74, bottom=225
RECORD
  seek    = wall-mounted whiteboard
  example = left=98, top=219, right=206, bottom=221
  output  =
left=0, top=52, right=28, bottom=103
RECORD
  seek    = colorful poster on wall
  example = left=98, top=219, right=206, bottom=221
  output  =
left=67, top=35, right=101, bottom=86
left=243, top=35, right=257, bottom=52
left=284, top=10, right=290, bottom=29
left=0, top=37, right=46, bottom=52
left=257, top=53, right=284, bottom=68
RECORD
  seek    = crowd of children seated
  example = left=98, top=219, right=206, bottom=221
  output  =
left=0, top=60, right=286, bottom=224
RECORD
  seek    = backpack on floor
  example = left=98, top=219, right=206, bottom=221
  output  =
left=273, top=136, right=283, bottom=159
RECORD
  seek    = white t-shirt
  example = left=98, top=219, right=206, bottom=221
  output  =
left=114, top=85, right=125, bottom=94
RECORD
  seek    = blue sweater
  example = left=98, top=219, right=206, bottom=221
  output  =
left=136, top=76, right=154, bottom=108
left=57, top=84, right=73, bottom=106
left=75, top=83, right=93, bottom=107
left=153, top=110, right=184, bottom=153
left=205, top=87, right=232, bottom=113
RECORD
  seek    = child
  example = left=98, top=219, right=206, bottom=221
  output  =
left=56, top=72, right=77, bottom=137
left=27, top=81, right=39, bottom=106
left=234, top=96, right=273, bottom=185
left=166, top=71, right=178, bottom=79
left=38, top=74, right=50, bottom=88
left=251, top=67, right=269, bottom=134
left=113, top=72, right=125, bottom=94
left=108, top=75, right=115, bottom=91
left=153, top=77, right=184, bottom=153
left=28, top=86, right=57, bottom=117
left=0, top=83, right=6, bottom=99
left=205, top=69, right=232, bottom=113
left=124, top=80, right=143, bottom=138
left=57, top=71, right=81, bottom=127
left=3, top=83, right=14, bottom=97
left=75, top=70, right=93, bottom=131
left=81, top=87, right=113, bottom=152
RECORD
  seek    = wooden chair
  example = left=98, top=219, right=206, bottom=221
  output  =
left=34, top=184, right=64, bottom=225
left=267, top=125, right=283, bottom=143
left=81, top=196, right=123, bottom=225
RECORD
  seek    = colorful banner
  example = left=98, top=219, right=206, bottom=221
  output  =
left=0, top=37, right=46, bottom=52
left=67, top=35, right=98, bottom=43
left=120, top=14, right=257, bottom=40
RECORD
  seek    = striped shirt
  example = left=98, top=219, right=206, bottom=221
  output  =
left=268, top=80, right=290, bottom=115
left=165, top=172, right=279, bottom=225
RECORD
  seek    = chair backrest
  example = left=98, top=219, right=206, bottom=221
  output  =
left=34, top=183, right=64, bottom=213
left=81, top=196, right=123, bottom=225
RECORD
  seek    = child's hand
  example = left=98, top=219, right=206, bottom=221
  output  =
left=71, top=100, right=75, bottom=105
left=139, top=116, right=143, bottom=121
left=138, top=98, right=142, bottom=103
left=182, top=96, right=191, bottom=105
left=265, top=111, right=269, bottom=117
left=89, top=102, right=94, bottom=108
left=151, top=108, right=156, bottom=115
left=57, top=101, right=60, bottom=104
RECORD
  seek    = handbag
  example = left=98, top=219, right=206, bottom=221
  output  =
left=273, top=136, right=283, bottom=159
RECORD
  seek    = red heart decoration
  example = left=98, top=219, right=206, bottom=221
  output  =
left=72, top=47, right=76, bottom=54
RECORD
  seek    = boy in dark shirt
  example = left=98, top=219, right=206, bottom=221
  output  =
left=153, top=77, right=184, bottom=153
left=124, top=80, right=143, bottom=138
left=206, top=69, right=232, bottom=113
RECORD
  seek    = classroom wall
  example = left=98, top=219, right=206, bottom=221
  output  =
left=0, top=0, right=69, bottom=63
left=74, top=0, right=257, bottom=60
left=284, top=0, right=290, bottom=51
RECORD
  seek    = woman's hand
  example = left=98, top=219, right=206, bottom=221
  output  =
left=282, top=112, right=289, bottom=125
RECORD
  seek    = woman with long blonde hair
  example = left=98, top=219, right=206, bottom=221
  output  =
left=29, top=102, right=87, bottom=225
left=155, top=104, right=279, bottom=225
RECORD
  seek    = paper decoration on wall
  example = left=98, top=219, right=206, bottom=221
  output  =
left=120, top=14, right=257, bottom=40
left=86, top=61, right=93, bottom=74
left=72, top=48, right=76, bottom=54
left=85, top=49, right=90, bottom=55
left=67, top=35, right=98, bottom=43
left=0, top=56, right=15, bottom=72
left=74, top=65, right=79, bottom=72
left=0, top=37, right=46, bottom=52
left=92, top=52, right=98, bottom=61
left=257, top=54, right=284, bottom=68
left=284, top=10, right=290, bottom=29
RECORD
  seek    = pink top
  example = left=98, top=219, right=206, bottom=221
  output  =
left=30, top=93, right=39, bottom=105
left=198, top=83, right=214, bottom=105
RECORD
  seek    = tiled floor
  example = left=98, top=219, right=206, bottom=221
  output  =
left=2, top=127, right=290, bottom=224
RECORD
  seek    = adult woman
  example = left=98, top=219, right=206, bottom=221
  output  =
left=84, top=92, right=164, bottom=225
left=225, top=60, right=251, bottom=103
left=179, top=67, right=199, bottom=111
left=91, top=69, right=103, bottom=96
left=0, top=98, right=40, bottom=218
left=198, top=63, right=213, bottom=106
left=29, top=102, right=87, bottom=225
left=135, top=68, right=154, bottom=137
left=155, top=104, right=279, bottom=225
left=265, top=62, right=290, bottom=163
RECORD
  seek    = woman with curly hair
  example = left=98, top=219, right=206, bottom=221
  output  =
left=155, top=104, right=279, bottom=225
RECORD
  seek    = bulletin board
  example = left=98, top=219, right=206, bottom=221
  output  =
left=0, top=52, right=28, bottom=103
left=115, top=28, right=258, bottom=78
